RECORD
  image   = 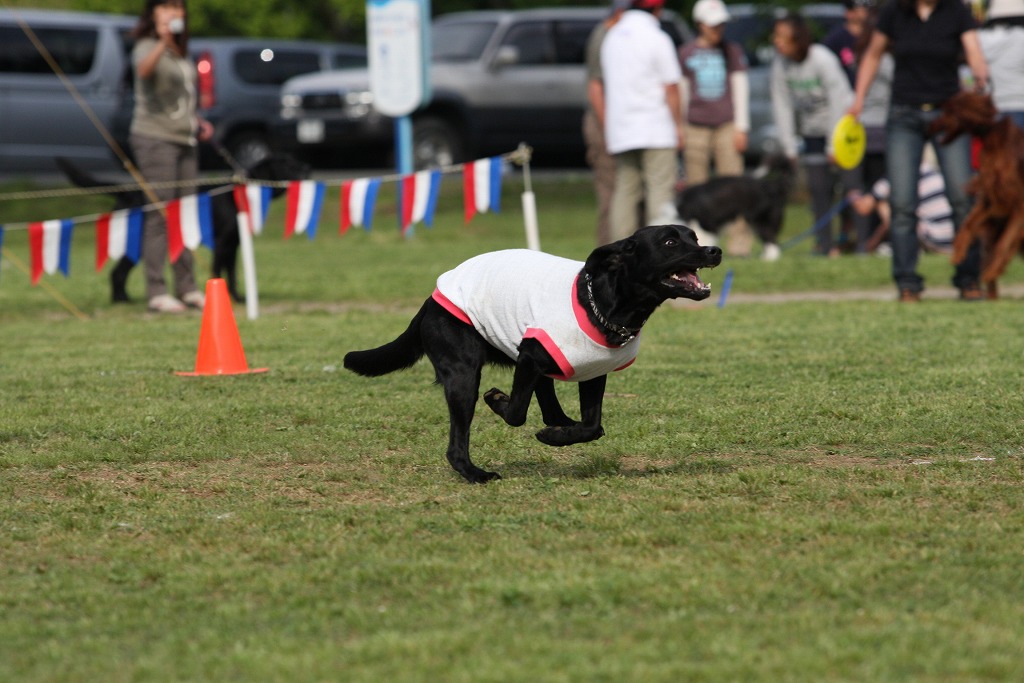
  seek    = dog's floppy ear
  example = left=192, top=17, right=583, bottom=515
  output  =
left=585, top=235, right=636, bottom=273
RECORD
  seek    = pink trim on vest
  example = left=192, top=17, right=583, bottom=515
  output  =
left=432, top=288, right=472, bottom=324
left=571, top=275, right=618, bottom=348
left=524, top=328, right=575, bottom=380
left=615, top=358, right=636, bottom=372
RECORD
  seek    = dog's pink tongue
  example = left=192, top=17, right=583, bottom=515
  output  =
left=679, top=271, right=703, bottom=288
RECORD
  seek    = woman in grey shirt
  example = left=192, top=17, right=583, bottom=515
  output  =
left=130, top=0, right=212, bottom=313
left=771, top=12, right=864, bottom=257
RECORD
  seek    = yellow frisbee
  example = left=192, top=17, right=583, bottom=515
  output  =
left=832, top=114, right=866, bottom=170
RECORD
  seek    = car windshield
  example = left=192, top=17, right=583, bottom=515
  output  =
left=431, top=20, right=497, bottom=62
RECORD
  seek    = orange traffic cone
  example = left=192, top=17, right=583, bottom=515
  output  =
left=176, top=278, right=268, bottom=376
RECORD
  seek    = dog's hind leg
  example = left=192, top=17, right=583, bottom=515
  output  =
left=536, top=376, right=606, bottom=447
left=214, top=230, right=244, bottom=302
left=110, top=257, right=134, bottom=303
left=423, top=314, right=502, bottom=483
left=440, top=366, right=501, bottom=483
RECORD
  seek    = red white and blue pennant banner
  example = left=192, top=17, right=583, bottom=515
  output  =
left=340, top=178, right=381, bottom=233
left=95, top=208, right=143, bottom=271
left=285, top=180, right=326, bottom=239
left=463, top=157, right=502, bottom=224
left=29, top=219, right=74, bottom=284
left=167, top=193, right=214, bottom=263
left=8, top=156, right=505, bottom=286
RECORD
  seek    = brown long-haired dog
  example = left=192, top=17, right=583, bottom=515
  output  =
left=929, top=92, right=1024, bottom=299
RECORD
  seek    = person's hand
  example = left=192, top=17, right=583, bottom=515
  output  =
left=846, top=98, right=863, bottom=121
left=197, top=119, right=214, bottom=142
left=734, top=130, right=748, bottom=154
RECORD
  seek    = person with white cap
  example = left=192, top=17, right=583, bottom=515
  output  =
left=979, top=0, right=1024, bottom=127
left=678, top=0, right=751, bottom=255
left=600, top=0, right=685, bottom=240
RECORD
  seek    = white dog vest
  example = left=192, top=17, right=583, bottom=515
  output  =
left=433, top=250, right=639, bottom=382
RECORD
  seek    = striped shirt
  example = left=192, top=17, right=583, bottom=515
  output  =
left=871, top=164, right=954, bottom=251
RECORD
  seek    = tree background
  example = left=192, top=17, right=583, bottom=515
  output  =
left=6, top=0, right=797, bottom=42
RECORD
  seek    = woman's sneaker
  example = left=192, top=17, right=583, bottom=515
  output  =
left=181, top=291, right=206, bottom=310
left=148, top=294, right=187, bottom=313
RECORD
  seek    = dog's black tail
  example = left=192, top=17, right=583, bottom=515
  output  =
left=344, top=302, right=428, bottom=376
left=55, top=157, right=109, bottom=189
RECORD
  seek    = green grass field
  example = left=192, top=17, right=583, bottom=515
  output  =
left=2, top=173, right=1024, bottom=681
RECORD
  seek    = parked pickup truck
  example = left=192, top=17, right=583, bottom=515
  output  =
left=276, top=8, right=692, bottom=169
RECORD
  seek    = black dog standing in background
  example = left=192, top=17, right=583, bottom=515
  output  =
left=345, top=225, right=722, bottom=483
left=674, top=154, right=794, bottom=261
left=56, top=154, right=308, bottom=303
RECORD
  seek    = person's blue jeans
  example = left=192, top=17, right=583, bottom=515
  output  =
left=885, top=104, right=980, bottom=292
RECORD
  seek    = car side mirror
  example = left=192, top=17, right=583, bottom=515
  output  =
left=491, top=45, right=520, bottom=70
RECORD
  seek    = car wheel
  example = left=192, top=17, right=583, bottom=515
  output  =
left=226, top=131, right=273, bottom=170
left=412, top=117, right=464, bottom=169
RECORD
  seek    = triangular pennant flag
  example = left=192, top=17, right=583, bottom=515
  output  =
left=418, top=170, right=443, bottom=227
left=344, top=178, right=381, bottom=232
left=473, top=156, right=503, bottom=214
left=233, top=184, right=252, bottom=237
left=96, top=214, right=109, bottom=272
left=166, top=200, right=184, bottom=264
left=474, top=158, right=491, bottom=214
left=346, top=178, right=370, bottom=230
left=488, top=156, right=502, bottom=214
left=463, top=161, right=476, bottom=224
left=125, top=208, right=143, bottom=264
left=29, top=219, right=73, bottom=285
left=401, top=174, right=416, bottom=234
left=419, top=169, right=444, bottom=227
left=362, top=178, right=381, bottom=231
left=401, top=171, right=443, bottom=234
left=245, top=183, right=272, bottom=235
left=234, top=183, right=273, bottom=236
left=284, top=180, right=325, bottom=239
left=96, top=208, right=143, bottom=271
left=167, top=194, right=213, bottom=262
left=340, top=181, right=354, bottom=234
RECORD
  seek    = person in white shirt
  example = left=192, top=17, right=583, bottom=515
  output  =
left=600, top=0, right=684, bottom=241
left=979, top=0, right=1024, bottom=128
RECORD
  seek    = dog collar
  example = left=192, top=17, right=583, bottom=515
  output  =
left=583, top=272, right=645, bottom=346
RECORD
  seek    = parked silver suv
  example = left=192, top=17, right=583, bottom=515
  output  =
left=277, top=8, right=692, bottom=169
left=0, top=9, right=134, bottom=174
left=1, top=8, right=365, bottom=175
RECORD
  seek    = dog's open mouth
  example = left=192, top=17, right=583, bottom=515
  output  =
left=665, top=268, right=712, bottom=298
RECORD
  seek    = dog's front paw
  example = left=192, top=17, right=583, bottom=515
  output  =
left=536, top=424, right=605, bottom=447
left=484, top=388, right=509, bottom=415
left=462, top=467, right=502, bottom=484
